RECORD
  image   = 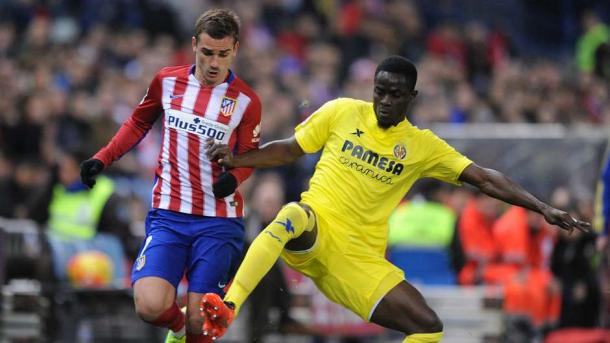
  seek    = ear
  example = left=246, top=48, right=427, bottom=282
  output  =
left=192, top=36, right=197, bottom=52
left=232, top=41, right=240, bottom=56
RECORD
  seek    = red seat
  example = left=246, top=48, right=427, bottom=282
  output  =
left=544, top=328, right=610, bottom=343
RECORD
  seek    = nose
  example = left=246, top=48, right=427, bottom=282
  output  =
left=380, top=94, right=392, bottom=105
left=210, top=56, right=219, bottom=68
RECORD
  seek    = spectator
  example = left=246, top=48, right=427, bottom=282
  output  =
left=2, top=156, right=48, bottom=219
left=551, top=227, right=600, bottom=328
left=594, top=41, right=610, bottom=81
left=388, top=180, right=456, bottom=249
left=38, top=148, right=131, bottom=284
left=47, top=148, right=117, bottom=240
left=388, top=180, right=458, bottom=285
left=457, top=189, right=503, bottom=285
left=576, top=10, right=610, bottom=74
left=493, top=206, right=561, bottom=340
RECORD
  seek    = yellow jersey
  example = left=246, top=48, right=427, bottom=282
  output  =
left=295, top=98, right=472, bottom=253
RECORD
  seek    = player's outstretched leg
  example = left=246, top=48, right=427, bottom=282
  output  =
left=198, top=202, right=317, bottom=340
left=370, top=281, right=443, bottom=343
left=222, top=202, right=316, bottom=314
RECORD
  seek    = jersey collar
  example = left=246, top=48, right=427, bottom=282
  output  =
left=367, top=106, right=414, bottom=135
left=189, top=65, right=236, bottom=85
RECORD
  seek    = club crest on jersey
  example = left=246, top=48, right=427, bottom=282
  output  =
left=220, top=97, right=237, bottom=117
left=393, top=144, right=407, bottom=160
left=135, top=255, right=146, bottom=271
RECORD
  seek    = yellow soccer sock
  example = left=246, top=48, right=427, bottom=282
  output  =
left=225, top=203, right=315, bottom=315
left=403, top=331, right=444, bottom=343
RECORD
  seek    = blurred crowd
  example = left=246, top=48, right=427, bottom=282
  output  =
left=1, top=0, right=610, bottom=207
left=0, top=0, right=609, bottom=340
left=387, top=180, right=605, bottom=341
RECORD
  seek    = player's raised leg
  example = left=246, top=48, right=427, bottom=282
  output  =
left=370, top=281, right=443, bottom=343
left=223, top=202, right=316, bottom=313
left=200, top=202, right=316, bottom=339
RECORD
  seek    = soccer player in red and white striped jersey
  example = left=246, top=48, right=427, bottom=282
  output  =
left=80, top=9, right=260, bottom=343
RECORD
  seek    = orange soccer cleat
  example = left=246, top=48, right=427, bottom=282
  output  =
left=200, top=293, right=235, bottom=340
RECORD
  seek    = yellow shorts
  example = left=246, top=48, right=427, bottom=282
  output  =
left=280, top=207, right=405, bottom=320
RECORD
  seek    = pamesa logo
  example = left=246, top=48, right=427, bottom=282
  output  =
left=338, top=139, right=405, bottom=185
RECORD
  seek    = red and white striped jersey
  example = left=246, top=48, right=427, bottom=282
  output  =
left=93, top=65, right=261, bottom=217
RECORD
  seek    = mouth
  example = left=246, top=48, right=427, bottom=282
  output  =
left=206, top=70, right=219, bottom=79
left=377, top=110, right=392, bottom=119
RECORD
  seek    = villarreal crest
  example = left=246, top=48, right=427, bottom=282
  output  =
left=220, top=97, right=237, bottom=117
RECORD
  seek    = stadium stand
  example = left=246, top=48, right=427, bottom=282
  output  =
left=0, top=0, right=609, bottom=341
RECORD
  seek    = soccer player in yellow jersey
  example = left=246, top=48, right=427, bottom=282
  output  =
left=201, top=56, right=590, bottom=342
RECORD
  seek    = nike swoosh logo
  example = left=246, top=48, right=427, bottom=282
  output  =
left=218, top=281, right=227, bottom=288
left=170, top=94, right=183, bottom=99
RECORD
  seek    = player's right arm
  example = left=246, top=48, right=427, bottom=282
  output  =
left=205, top=136, right=304, bottom=168
left=81, top=72, right=163, bottom=187
left=206, top=98, right=341, bottom=168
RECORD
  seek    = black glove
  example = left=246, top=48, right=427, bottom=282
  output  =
left=80, top=159, right=104, bottom=189
left=213, top=172, right=237, bottom=198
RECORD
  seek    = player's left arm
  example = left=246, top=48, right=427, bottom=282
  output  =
left=213, top=95, right=262, bottom=198
left=459, top=163, right=591, bottom=232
